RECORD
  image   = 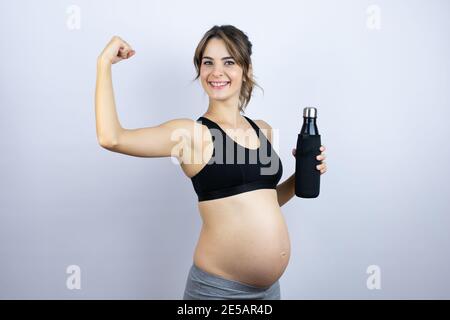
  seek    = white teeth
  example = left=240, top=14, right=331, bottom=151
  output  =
left=209, top=82, right=229, bottom=87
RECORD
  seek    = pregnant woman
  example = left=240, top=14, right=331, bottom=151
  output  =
left=95, top=25, right=327, bottom=300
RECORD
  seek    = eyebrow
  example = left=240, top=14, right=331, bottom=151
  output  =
left=202, top=56, right=235, bottom=60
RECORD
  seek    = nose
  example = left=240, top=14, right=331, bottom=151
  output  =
left=211, top=64, right=224, bottom=76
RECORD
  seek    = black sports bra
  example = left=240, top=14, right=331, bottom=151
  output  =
left=190, top=115, right=283, bottom=202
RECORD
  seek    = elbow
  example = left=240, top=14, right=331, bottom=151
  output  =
left=98, top=135, right=119, bottom=150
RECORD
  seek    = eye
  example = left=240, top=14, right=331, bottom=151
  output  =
left=202, top=60, right=235, bottom=65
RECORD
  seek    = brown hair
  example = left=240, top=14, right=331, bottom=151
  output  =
left=192, top=25, right=263, bottom=114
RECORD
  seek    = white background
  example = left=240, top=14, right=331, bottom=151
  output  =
left=0, top=0, right=449, bottom=299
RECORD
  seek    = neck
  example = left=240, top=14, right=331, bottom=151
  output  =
left=205, top=97, right=243, bottom=127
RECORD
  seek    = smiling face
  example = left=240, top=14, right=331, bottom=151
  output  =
left=200, top=38, right=244, bottom=103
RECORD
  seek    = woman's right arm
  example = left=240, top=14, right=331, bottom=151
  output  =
left=95, top=36, right=195, bottom=160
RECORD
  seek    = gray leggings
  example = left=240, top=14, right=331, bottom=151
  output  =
left=183, top=263, right=281, bottom=300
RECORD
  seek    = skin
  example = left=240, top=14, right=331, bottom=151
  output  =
left=95, top=36, right=327, bottom=288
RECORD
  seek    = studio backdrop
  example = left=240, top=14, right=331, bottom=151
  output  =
left=1, top=0, right=449, bottom=299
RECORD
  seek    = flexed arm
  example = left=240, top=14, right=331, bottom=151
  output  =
left=94, top=36, right=195, bottom=159
left=95, top=36, right=135, bottom=148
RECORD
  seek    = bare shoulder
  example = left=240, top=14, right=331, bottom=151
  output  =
left=253, top=119, right=273, bottom=144
left=170, top=117, right=213, bottom=157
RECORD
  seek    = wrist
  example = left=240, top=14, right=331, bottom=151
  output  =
left=97, top=55, right=112, bottom=68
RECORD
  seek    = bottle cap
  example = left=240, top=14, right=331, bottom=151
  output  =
left=303, top=107, right=317, bottom=118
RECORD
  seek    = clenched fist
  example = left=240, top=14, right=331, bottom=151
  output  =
left=98, top=36, right=135, bottom=65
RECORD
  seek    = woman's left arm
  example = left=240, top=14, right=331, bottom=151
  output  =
left=276, top=145, right=327, bottom=207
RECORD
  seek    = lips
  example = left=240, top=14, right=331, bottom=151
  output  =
left=208, top=81, right=230, bottom=89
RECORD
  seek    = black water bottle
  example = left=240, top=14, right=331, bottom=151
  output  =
left=295, top=107, right=321, bottom=198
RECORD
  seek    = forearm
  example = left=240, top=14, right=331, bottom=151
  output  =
left=276, top=173, right=295, bottom=207
left=95, top=57, right=124, bottom=146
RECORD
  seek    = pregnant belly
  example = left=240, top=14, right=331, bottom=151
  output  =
left=194, top=190, right=291, bottom=288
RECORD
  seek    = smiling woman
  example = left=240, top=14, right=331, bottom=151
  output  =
left=183, top=25, right=290, bottom=300
left=94, top=25, right=327, bottom=301
left=192, top=25, right=263, bottom=114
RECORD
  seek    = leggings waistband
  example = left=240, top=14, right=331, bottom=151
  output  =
left=191, top=263, right=276, bottom=292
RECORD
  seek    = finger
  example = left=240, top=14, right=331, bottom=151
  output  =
left=292, top=148, right=296, bottom=156
left=122, top=46, right=135, bottom=56
left=117, top=49, right=126, bottom=59
left=320, top=145, right=325, bottom=152
left=316, top=162, right=326, bottom=170
left=122, top=40, right=134, bottom=52
left=119, top=47, right=130, bottom=58
left=124, top=50, right=134, bottom=59
left=119, top=43, right=132, bottom=55
left=316, top=153, right=326, bottom=160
